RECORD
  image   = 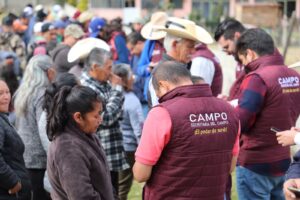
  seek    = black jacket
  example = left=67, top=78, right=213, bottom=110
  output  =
left=0, top=113, right=31, bottom=200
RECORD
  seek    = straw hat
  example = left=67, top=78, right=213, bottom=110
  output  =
left=68, top=38, right=110, bottom=62
left=141, top=12, right=168, bottom=40
left=289, top=61, right=300, bottom=73
left=78, top=11, right=94, bottom=23
left=156, top=17, right=214, bottom=44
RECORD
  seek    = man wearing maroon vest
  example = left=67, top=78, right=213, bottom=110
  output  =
left=214, top=19, right=246, bottom=103
left=191, top=44, right=223, bottom=97
left=133, top=61, right=240, bottom=200
left=235, top=28, right=300, bottom=200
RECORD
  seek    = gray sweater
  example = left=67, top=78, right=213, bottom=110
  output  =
left=16, top=88, right=47, bottom=169
left=48, top=123, right=115, bottom=200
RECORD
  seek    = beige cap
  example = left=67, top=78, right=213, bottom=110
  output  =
left=64, top=24, right=84, bottom=39
left=68, top=37, right=110, bottom=62
left=156, top=17, right=214, bottom=44
left=141, top=12, right=168, bottom=40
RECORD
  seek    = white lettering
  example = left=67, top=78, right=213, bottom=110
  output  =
left=189, top=114, right=197, bottom=122
left=278, top=76, right=300, bottom=88
left=189, top=112, right=228, bottom=122
left=205, top=113, right=214, bottom=121
left=221, top=113, right=228, bottom=120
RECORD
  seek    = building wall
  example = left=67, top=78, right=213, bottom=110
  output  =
left=0, top=0, right=56, bottom=13
left=91, top=0, right=192, bottom=22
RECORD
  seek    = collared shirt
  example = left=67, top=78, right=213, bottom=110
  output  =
left=80, top=72, right=129, bottom=171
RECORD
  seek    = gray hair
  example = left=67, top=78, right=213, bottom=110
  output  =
left=163, top=33, right=182, bottom=53
left=112, top=63, right=131, bottom=80
left=84, top=48, right=111, bottom=71
left=14, top=55, right=53, bottom=116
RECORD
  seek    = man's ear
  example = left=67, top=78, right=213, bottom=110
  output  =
left=246, top=49, right=258, bottom=60
left=91, top=63, right=98, bottom=71
left=73, top=112, right=82, bottom=124
left=172, top=40, right=178, bottom=48
left=234, top=32, right=241, bottom=40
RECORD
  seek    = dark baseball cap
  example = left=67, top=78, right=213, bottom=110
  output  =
left=2, top=16, right=14, bottom=26
left=41, top=23, right=54, bottom=33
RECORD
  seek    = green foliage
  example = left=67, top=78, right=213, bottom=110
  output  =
left=189, top=9, right=202, bottom=25
left=206, top=0, right=225, bottom=32
left=67, top=0, right=77, bottom=7
left=55, top=0, right=66, bottom=5
left=77, top=0, right=89, bottom=11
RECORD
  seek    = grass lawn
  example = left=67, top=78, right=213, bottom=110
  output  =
left=128, top=171, right=239, bottom=200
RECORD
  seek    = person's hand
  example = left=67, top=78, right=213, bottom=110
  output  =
left=8, top=182, right=21, bottom=195
left=5, top=58, right=14, bottom=66
left=276, top=128, right=298, bottom=147
left=217, top=94, right=228, bottom=101
left=284, top=179, right=300, bottom=199
left=109, top=73, right=122, bottom=87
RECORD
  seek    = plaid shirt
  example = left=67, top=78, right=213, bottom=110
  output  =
left=81, top=72, right=129, bottom=171
left=236, top=74, right=290, bottom=176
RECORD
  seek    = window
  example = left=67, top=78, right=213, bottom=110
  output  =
left=90, top=0, right=136, bottom=8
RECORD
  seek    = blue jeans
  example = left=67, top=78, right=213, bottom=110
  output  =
left=236, top=166, right=285, bottom=200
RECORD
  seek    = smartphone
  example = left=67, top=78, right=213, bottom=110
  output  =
left=288, top=187, right=300, bottom=198
left=270, top=127, right=281, bottom=133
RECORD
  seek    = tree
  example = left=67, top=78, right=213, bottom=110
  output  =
left=68, top=0, right=77, bottom=7
left=77, top=0, right=89, bottom=11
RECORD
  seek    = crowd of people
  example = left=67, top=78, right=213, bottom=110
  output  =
left=0, top=3, right=300, bottom=200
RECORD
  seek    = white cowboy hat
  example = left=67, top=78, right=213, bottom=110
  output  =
left=78, top=11, right=94, bottom=23
left=141, top=12, right=168, bottom=40
left=155, top=17, right=214, bottom=44
left=68, top=38, right=110, bottom=62
left=289, top=61, right=300, bottom=73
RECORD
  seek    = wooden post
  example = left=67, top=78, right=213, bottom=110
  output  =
left=296, top=0, right=300, bottom=19
left=283, top=11, right=297, bottom=61
left=229, top=0, right=236, bottom=17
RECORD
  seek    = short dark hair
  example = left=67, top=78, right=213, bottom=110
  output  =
left=112, top=63, right=131, bottom=91
left=152, top=61, right=192, bottom=91
left=43, top=73, right=78, bottom=112
left=214, top=18, right=246, bottom=41
left=127, top=32, right=145, bottom=45
left=46, top=85, right=102, bottom=141
left=236, top=28, right=274, bottom=57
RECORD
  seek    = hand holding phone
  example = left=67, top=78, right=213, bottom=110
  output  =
left=271, top=127, right=281, bottom=133
left=288, top=187, right=300, bottom=198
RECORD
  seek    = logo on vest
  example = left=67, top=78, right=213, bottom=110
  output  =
left=189, top=112, right=229, bottom=136
left=189, top=112, right=229, bottom=127
left=278, top=77, right=299, bottom=88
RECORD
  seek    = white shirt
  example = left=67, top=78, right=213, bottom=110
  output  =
left=149, top=77, right=159, bottom=107
left=294, top=132, right=300, bottom=145
left=190, top=57, right=215, bottom=85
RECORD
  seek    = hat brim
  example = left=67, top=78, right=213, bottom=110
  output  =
left=289, top=61, right=300, bottom=73
left=68, top=38, right=110, bottom=62
left=141, top=23, right=167, bottom=40
left=157, top=25, right=214, bottom=44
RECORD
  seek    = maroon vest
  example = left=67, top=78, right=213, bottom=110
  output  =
left=238, top=65, right=300, bottom=165
left=192, top=44, right=223, bottom=96
left=144, top=84, right=239, bottom=200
